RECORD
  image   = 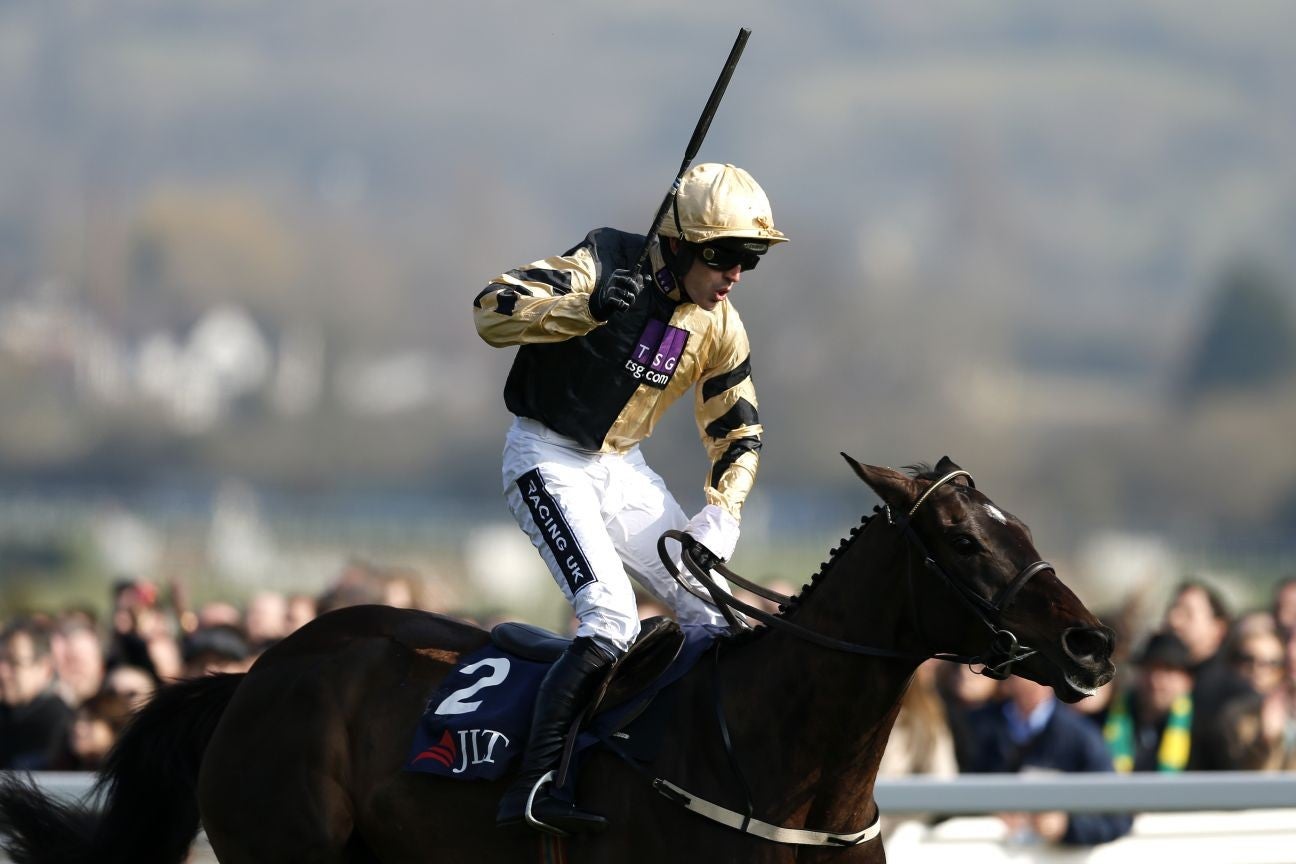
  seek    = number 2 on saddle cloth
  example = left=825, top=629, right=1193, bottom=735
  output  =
left=404, top=625, right=717, bottom=783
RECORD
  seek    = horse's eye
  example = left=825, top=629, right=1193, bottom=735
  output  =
left=951, top=535, right=979, bottom=555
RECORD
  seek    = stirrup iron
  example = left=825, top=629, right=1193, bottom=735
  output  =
left=524, top=770, right=566, bottom=837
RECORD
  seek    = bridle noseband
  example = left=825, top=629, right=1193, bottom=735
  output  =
left=888, top=470, right=1046, bottom=678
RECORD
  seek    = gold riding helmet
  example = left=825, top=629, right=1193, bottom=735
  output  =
left=658, top=163, right=788, bottom=275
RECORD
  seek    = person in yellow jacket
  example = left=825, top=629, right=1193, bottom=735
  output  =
left=1102, top=631, right=1194, bottom=772
left=473, top=163, right=787, bottom=835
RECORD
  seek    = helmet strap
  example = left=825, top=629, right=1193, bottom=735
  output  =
left=661, top=238, right=696, bottom=291
left=668, top=191, right=699, bottom=283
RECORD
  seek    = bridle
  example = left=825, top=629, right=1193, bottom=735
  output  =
left=659, top=469, right=1050, bottom=678
left=886, top=470, right=1047, bottom=678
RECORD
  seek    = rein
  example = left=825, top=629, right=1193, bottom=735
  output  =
left=657, top=470, right=1047, bottom=677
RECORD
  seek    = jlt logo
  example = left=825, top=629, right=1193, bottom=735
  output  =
left=413, top=727, right=513, bottom=774
left=452, top=728, right=511, bottom=774
left=626, top=319, right=688, bottom=389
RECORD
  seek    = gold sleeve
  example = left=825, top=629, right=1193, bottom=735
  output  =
left=694, top=306, right=762, bottom=520
left=473, top=246, right=602, bottom=347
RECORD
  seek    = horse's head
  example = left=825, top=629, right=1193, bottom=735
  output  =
left=843, top=454, right=1115, bottom=702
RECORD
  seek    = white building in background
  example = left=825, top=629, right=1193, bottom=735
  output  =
left=0, top=281, right=438, bottom=431
left=335, top=350, right=437, bottom=416
left=136, top=304, right=271, bottom=433
left=271, top=322, right=324, bottom=417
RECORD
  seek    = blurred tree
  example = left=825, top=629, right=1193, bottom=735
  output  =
left=126, top=187, right=302, bottom=336
left=1178, top=261, right=1296, bottom=404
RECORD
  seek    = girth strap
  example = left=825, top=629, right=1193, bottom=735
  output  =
left=651, top=779, right=882, bottom=847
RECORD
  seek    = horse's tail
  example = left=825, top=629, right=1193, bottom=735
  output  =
left=0, top=672, right=244, bottom=864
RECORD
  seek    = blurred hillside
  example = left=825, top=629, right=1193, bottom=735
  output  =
left=1, top=2, right=1295, bottom=615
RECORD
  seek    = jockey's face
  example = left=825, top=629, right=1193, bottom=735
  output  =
left=672, top=240, right=745, bottom=311
left=682, top=258, right=741, bottom=311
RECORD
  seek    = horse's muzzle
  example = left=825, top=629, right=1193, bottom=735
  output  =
left=1060, top=624, right=1116, bottom=688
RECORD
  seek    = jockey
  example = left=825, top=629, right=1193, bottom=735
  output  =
left=473, top=163, right=787, bottom=835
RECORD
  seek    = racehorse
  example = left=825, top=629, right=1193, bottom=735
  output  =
left=0, top=456, right=1115, bottom=863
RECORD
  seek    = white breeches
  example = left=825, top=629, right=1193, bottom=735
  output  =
left=502, top=417, right=729, bottom=654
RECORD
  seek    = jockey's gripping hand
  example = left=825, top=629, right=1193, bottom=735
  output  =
left=588, top=269, right=643, bottom=321
left=684, top=504, right=741, bottom=572
left=684, top=538, right=723, bottom=574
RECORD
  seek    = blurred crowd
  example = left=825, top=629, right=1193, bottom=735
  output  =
left=2, top=566, right=1294, bottom=849
left=0, top=557, right=429, bottom=771
left=879, top=575, right=1296, bottom=846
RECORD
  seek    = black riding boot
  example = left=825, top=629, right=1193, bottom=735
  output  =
left=495, top=636, right=617, bottom=835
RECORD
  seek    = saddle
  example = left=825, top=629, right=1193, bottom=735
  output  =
left=491, top=615, right=685, bottom=721
left=405, top=616, right=699, bottom=784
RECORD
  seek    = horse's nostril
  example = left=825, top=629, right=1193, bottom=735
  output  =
left=1062, top=626, right=1112, bottom=664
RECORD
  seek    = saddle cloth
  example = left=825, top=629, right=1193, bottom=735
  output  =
left=404, top=623, right=720, bottom=781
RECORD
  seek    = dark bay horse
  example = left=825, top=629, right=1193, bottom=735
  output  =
left=0, top=456, right=1115, bottom=863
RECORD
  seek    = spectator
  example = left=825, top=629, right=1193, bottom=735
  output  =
left=1273, top=576, right=1296, bottom=636
left=197, top=600, right=243, bottom=630
left=881, top=660, right=958, bottom=778
left=146, top=630, right=185, bottom=684
left=61, top=690, right=134, bottom=770
left=286, top=593, right=318, bottom=633
left=936, top=661, right=1001, bottom=772
left=245, top=591, right=288, bottom=649
left=1102, top=631, right=1194, bottom=772
left=0, top=618, right=76, bottom=770
left=1232, top=609, right=1280, bottom=641
left=182, top=625, right=252, bottom=677
left=379, top=566, right=423, bottom=609
left=102, top=664, right=157, bottom=711
left=964, top=675, right=1133, bottom=846
left=316, top=581, right=384, bottom=616
left=51, top=614, right=106, bottom=708
left=1164, top=580, right=1231, bottom=671
left=878, top=659, right=958, bottom=839
left=1212, top=624, right=1295, bottom=770
left=107, top=578, right=155, bottom=672
left=1163, top=580, right=1250, bottom=768
left=107, top=577, right=182, bottom=684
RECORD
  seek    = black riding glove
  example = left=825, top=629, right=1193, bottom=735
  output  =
left=684, top=537, right=722, bottom=573
left=588, top=269, right=643, bottom=321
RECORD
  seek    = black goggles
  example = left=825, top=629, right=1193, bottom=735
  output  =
left=697, top=240, right=768, bottom=272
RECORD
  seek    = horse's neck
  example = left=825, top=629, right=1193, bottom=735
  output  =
left=717, top=519, right=922, bottom=823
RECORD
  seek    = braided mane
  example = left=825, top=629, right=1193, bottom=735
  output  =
left=722, top=463, right=947, bottom=647
left=721, top=508, right=879, bottom=648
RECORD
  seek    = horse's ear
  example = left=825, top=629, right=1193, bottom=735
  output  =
left=841, top=453, right=922, bottom=513
left=935, top=455, right=974, bottom=487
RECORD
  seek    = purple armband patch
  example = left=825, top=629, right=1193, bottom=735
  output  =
left=625, top=319, right=689, bottom=389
